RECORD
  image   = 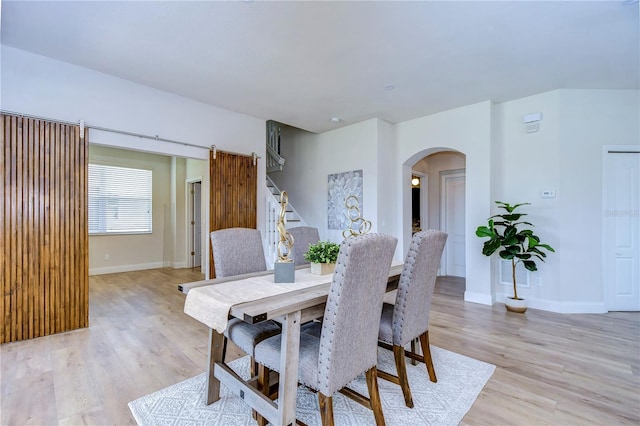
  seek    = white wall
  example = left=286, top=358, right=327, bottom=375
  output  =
left=492, top=89, right=639, bottom=312
left=1, top=47, right=265, bottom=159
left=275, top=103, right=493, bottom=303
left=272, top=119, right=382, bottom=243
left=492, top=90, right=562, bottom=305
left=172, top=157, right=188, bottom=268
left=557, top=89, right=638, bottom=309
left=274, top=91, right=639, bottom=311
left=376, top=119, right=398, bottom=237
left=2, top=46, right=267, bottom=274
left=396, top=101, right=494, bottom=305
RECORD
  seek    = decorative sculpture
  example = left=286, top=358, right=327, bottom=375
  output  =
left=276, top=191, right=295, bottom=263
left=274, top=191, right=295, bottom=283
left=342, top=195, right=372, bottom=239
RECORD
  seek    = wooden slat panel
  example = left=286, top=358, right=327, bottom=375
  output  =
left=33, top=119, right=42, bottom=337
left=53, top=122, right=60, bottom=334
left=79, top=126, right=88, bottom=328
left=69, top=126, right=75, bottom=330
left=0, top=114, right=88, bottom=343
left=62, top=125, right=70, bottom=331
left=44, top=120, right=52, bottom=336
left=1, top=116, right=7, bottom=343
left=209, top=151, right=258, bottom=278
left=26, top=118, right=35, bottom=339
left=14, top=116, right=22, bottom=341
left=37, top=120, right=45, bottom=336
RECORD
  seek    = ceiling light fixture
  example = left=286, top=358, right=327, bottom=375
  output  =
left=330, top=117, right=341, bottom=123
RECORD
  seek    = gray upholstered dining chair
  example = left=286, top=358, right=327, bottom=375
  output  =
left=210, top=227, right=269, bottom=278
left=210, top=228, right=282, bottom=373
left=254, top=233, right=398, bottom=426
left=377, top=229, right=448, bottom=409
left=288, top=226, right=320, bottom=265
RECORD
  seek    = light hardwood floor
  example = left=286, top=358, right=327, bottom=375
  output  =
left=1, top=269, right=638, bottom=425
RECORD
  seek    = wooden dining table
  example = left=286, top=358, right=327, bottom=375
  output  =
left=181, top=262, right=403, bottom=426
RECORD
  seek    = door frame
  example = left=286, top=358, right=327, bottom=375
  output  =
left=186, top=177, right=203, bottom=271
left=602, top=145, right=640, bottom=311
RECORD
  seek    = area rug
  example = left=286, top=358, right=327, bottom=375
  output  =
left=128, top=346, right=495, bottom=425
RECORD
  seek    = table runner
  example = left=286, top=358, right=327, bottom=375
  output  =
left=184, top=268, right=332, bottom=333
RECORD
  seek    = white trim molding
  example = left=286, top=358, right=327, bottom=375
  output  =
left=464, top=291, right=493, bottom=305
left=89, top=262, right=165, bottom=276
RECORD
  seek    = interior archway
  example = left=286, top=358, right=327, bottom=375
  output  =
left=403, top=147, right=467, bottom=296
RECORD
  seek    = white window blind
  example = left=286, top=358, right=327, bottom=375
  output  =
left=88, top=164, right=152, bottom=234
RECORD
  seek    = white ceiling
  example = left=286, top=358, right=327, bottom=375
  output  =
left=2, top=1, right=638, bottom=134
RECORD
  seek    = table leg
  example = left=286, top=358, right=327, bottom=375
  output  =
left=277, top=310, right=301, bottom=426
left=206, top=328, right=225, bottom=405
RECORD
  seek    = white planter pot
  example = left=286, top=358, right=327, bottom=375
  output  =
left=505, top=297, right=527, bottom=313
left=310, top=262, right=336, bottom=275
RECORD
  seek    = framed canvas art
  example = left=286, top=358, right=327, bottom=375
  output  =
left=328, top=169, right=363, bottom=230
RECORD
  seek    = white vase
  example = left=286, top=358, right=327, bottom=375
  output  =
left=310, top=262, right=336, bottom=275
left=505, top=297, right=527, bottom=313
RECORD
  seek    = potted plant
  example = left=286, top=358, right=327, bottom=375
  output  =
left=304, top=240, right=340, bottom=275
left=475, top=201, right=555, bottom=313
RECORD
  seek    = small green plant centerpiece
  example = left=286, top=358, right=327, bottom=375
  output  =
left=475, top=201, right=555, bottom=313
left=304, top=240, right=340, bottom=275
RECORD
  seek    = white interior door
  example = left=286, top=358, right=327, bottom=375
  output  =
left=604, top=148, right=639, bottom=311
left=441, top=170, right=466, bottom=277
left=192, top=182, right=202, bottom=268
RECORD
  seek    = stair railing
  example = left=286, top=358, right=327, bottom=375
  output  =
left=266, top=120, right=286, bottom=173
left=264, top=175, right=306, bottom=268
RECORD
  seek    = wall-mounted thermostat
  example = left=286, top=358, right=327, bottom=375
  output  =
left=541, top=189, right=557, bottom=198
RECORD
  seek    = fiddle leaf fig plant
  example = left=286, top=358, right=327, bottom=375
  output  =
left=304, top=241, right=340, bottom=264
left=475, top=201, right=555, bottom=300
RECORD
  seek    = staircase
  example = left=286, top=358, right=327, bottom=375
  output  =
left=266, top=120, right=286, bottom=173
left=264, top=175, right=306, bottom=268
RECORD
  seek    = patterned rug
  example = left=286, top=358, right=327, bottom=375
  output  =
left=128, top=346, right=495, bottom=425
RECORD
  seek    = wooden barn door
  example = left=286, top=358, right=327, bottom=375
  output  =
left=1, top=115, right=88, bottom=343
left=209, top=151, right=257, bottom=278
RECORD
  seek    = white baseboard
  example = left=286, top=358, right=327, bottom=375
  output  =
left=89, top=262, right=164, bottom=276
left=464, top=291, right=493, bottom=305
left=163, top=261, right=188, bottom=269
left=527, top=299, right=607, bottom=314
left=495, top=293, right=607, bottom=314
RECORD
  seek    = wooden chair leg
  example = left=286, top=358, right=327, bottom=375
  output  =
left=393, top=344, right=414, bottom=408
left=250, top=357, right=258, bottom=378
left=419, top=331, right=437, bottom=383
left=318, top=393, right=334, bottom=426
left=409, top=338, right=418, bottom=366
left=365, top=367, right=386, bottom=426
left=249, top=355, right=260, bottom=422
left=221, top=336, right=228, bottom=363
left=255, top=364, right=270, bottom=426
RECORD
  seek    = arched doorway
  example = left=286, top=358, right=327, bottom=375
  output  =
left=403, top=148, right=467, bottom=295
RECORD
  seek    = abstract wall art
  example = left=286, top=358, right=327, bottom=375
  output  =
left=327, top=169, right=363, bottom=230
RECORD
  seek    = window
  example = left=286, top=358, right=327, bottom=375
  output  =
left=88, top=164, right=152, bottom=234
